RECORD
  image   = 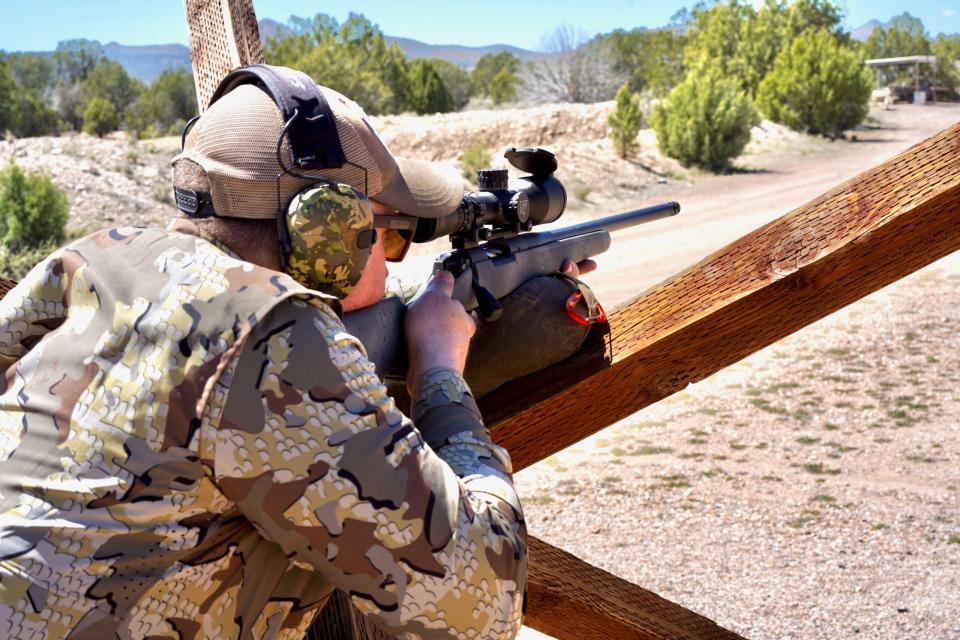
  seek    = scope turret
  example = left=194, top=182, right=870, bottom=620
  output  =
left=410, top=147, right=567, bottom=246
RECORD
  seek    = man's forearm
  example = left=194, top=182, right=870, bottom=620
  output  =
left=411, top=367, right=515, bottom=481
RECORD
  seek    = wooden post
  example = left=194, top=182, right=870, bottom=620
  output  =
left=525, top=537, right=744, bottom=640
left=480, top=119, right=960, bottom=472
left=183, top=0, right=264, bottom=111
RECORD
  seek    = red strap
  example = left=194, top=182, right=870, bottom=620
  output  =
left=565, top=290, right=607, bottom=326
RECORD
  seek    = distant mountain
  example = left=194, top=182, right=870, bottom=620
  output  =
left=257, top=18, right=292, bottom=42
left=85, top=18, right=540, bottom=82
left=852, top=19, right=883, bottom=42
left=384, top=37, right=542, bottom=67
left=254, top=18, right=540, bottom=67
left=102, top=42, right=190, bottom=82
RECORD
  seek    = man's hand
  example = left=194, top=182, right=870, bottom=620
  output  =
left=561, top=258, right=597, bottom=277
left=405, top=271, right=476, bottom=392
left=404, top=259, right=595, bottom=392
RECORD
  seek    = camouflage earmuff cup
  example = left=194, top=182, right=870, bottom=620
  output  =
left=284, top=183, right=375, bottom=298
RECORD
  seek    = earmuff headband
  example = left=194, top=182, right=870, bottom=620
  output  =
left=210, top=64, right=348, bottom=171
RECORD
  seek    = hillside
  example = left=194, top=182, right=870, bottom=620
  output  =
left=31, top=19, right=541, bottom=82
left=0, top=100, right=931, bottom=247
left=0, top=100, right=736, bottom=234
left=33, top=16, right=920, bottom=84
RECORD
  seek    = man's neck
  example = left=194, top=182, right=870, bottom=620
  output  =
left=167, top=217, right=280, bottom=270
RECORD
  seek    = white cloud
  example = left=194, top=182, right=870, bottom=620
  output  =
left=943, top=9, right=958, bottom=17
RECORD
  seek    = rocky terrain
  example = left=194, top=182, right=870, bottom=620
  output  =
left=0, top=134, right=182, bottom=235
left=2, top=100, right=958, bottom=640
left=0, top=99, right=803, bottom=237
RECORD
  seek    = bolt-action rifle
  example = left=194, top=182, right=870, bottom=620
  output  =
left=343, top=147, right=680, bottom=381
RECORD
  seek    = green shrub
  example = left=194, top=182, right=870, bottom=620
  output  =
left=124, top=68, right=197, bottom=138
left=406, top=59, right=454, bottom=114
left=489, top=67, right=518, bottom=106
left=756, top=28, right=872, bottom=139
left=0, top=59, right=17, bottom=135
left=0, top=162, right=69, bottom=252
left=472, top=52, right=521, bottom=98
left=459, top=143, right=492, bottom=181
left=14, top=92, right=61, bottom=137
left=0, top=241, right=59, bottom=280
left=82, top=97, right=119, bottom=137
left=652, top=64, right=758, bottom=172
left=429, top=59, right=472, bottom=111
left=608, top=83, right=643, bottom=159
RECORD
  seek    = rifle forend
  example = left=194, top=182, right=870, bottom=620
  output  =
left=439, top=201, right=681, bottom=319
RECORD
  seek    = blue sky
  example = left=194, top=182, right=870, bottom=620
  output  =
left=1, top=0, right=957, bottom=52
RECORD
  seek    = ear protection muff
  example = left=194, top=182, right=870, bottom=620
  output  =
left=283, top=183, right=376, bottom=297
left=198, top=64, right=377, bottom=297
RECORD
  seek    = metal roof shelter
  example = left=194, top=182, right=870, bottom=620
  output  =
left=865, top=55, right=938, bottom=101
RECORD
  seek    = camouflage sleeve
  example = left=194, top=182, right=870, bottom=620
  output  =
left=0, top=251, right=65, bottom=373
left=205, top=297, right=526, bottom=639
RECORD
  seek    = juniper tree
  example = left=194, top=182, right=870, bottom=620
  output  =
left=608, top=83, right=643, bottom=159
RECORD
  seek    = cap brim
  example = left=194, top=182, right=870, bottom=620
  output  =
left=375, top=157, right=464, bottom=219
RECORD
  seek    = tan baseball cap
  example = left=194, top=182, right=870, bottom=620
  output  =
left=172, top=76, right=463, bottom=220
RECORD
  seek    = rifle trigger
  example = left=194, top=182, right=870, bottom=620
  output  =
left=470, top=260, right=502, bottom=322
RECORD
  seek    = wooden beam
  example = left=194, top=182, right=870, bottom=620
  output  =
left=183, top=0, right=264, bottom=111
left=480, top=120, right=960, bottom=472
left=525, top=537, right=745, bottom=640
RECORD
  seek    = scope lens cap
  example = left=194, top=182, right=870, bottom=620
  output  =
left=504, top=147, right=558, bottom=177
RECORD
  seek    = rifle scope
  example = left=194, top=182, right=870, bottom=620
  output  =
left=412, top=147, right=566, bottom=246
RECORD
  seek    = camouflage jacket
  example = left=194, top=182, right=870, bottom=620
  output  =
left=0, top=225, right=526, bottom=639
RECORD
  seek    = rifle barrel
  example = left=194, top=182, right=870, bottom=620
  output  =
left=535, top=201, right=680, bottom=242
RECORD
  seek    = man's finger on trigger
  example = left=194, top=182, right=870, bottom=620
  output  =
left=576, top=259, right=598, bottom=275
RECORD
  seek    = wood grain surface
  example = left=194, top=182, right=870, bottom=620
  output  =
left=481, top=119, right=960, bottom=472
left=183, top=0, right=264, bottom=111
left=525, top=537, right=745, bottom=640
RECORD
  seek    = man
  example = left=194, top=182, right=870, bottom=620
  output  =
left=0, top=69, right=590, bottom=639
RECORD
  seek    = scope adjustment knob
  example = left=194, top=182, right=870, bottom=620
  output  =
left=477, top=169, right=509, bottom=191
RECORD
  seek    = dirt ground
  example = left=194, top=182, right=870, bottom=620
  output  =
left=3, top=99, right=958, bottom=639
left=514, top=103, right=960, bottom=640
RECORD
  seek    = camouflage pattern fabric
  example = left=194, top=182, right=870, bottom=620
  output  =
left=285, top=182, right=373, bottom=298
left=0, top=224, right=526, bottom=639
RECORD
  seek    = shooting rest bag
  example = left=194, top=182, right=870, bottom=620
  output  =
left=464, top=273, right=599, bottom=398
left=376, top=274, right=600, bottom=406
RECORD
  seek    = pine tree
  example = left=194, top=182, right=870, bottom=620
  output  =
left=756, top=28, right=872, bottom=138
left=652, top=63, right=758, bottom=171
left=608, top=83, right=643, bottom=159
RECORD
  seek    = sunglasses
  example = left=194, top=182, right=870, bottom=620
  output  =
left=374, top=214, right=418, bottom=262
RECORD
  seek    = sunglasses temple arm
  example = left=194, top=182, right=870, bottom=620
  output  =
left=373, top=215, right=419, bottom=231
